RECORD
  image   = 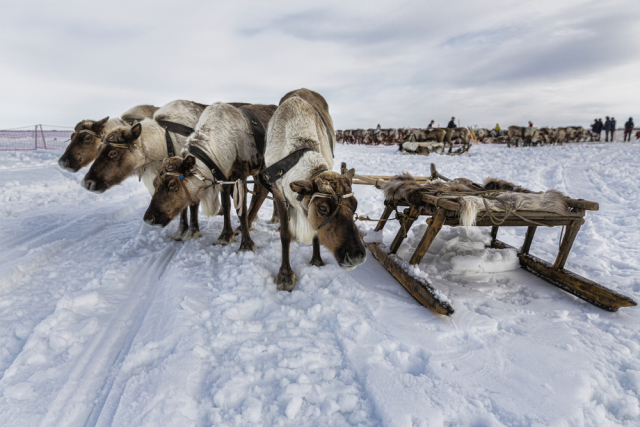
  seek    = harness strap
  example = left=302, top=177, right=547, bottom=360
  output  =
left=238, top=108, right=266, bottom=157
left=258, top=148, right=312, bottom=191
left=157, top=120, right=196, bottom=158
left=293, top=93, right=334, bottom=158
left=188, top=146, right=228, bottom=182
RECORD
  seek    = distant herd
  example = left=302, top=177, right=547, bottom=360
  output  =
left=337, top=125, right=598, bottom=147
left=58, top=89, right=366, bottom=291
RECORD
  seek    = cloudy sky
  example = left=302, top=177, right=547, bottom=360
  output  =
left=1, top=0, right=638, bottom=129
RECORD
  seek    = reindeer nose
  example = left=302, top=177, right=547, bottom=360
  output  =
left=58, top=158, right=69, bottom=169
left=82, top=178, right=96, bottom=192
left=143, top=212, right=156, bottom=225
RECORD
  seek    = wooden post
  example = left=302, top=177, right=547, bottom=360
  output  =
left=374, top=203, right=394, bottom=232
left=389, top=206, right=419, bottom=254
left=553, top=211, right=584, bottom=269
left=521, top=226, right=537, bottom=254
left=34, top=125, right=38, bottom=150
left=409, top=208, right=446, bottom=265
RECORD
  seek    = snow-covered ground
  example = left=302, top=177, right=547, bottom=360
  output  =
left=0, top=141, right=639, bottom=426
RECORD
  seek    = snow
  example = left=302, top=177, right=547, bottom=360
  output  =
left=0, top=141, right=639, bottom=426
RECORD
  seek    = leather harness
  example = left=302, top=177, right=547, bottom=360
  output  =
left=156, top=120, right=194, bottom=158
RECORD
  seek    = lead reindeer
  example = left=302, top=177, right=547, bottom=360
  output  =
left=57, top=105, right=158, bottom=172
left=143, top=102, right=276, bottom=249
left=261, top=88, right=366, bottom=291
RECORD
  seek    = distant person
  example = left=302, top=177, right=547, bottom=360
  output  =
left=447, top=117, right=456, bottom=128
left=495, top=123, right=500, bottom=130
left=611, top=117, right=617, bottom=140
left=592, top=118, right=603, bottom=140
left=528, top=121, right=533, bottom=127
left=603, top=116, right=613, bottom=142
left=624, top=117, right=634, bottom=142
left=427, top=120, right=435, bottom=130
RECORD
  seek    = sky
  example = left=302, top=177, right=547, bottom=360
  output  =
left=1, top=0, right=639, bottom=130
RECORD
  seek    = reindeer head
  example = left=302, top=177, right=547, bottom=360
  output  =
left=81, top=123, right=144, bottom=193
left=144, top=155, right=200, bottom=227
left=58, top=117, right=109, bottom=172
left=290, top=163, right=366, bottom=270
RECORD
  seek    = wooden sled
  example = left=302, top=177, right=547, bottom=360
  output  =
left=355, top=165, right=637, bottom=315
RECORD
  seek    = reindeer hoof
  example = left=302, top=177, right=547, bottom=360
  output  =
left=215, top=232, right=236, bottom=245
left=233, top=226, right=255, bottom=236
left=172, top=229, right=188, bottom=241
left=238, top=240, right=257, bottom=252
left=309, top=257, right=325, bottom=267
left=276, top=269, right=297, bottom=292
left=183, top=230, right=202, bottom=241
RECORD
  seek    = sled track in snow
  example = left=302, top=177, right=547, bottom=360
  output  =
left=37, top=245, right=178, bottom=427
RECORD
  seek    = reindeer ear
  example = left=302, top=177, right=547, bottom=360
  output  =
left=130, top=123, right=142, bottom=140
left=93, top=117, right=109, bottom=133
left=182, top=155, right=196, bottom=171
left=345, top=168, right=355, bottom=181
left=290, top=180, right=314, bottom=196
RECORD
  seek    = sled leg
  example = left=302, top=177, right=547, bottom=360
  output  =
left=490, top=225, right=499, bottom=241
left=389, top=206, right=419, bottom=254
left=521, top=226, right=537, bottom=254
left=409, top=208, right=446, bottom=265
left=374, top=204, right=394, bottom=232
left=554, top=215, right=583, bottom=269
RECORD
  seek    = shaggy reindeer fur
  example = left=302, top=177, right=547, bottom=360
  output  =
left=153, top=100, right=207, bottom=127
left=181, top=102, right=276, bottom=218
left=381, top=173, right=569, bottom=228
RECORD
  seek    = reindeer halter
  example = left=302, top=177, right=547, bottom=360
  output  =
left=307, top=191, right=355, bottom=231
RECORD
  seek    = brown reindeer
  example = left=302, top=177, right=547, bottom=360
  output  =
left=57, top=105, right=158, bottom=172
left=263, top=88, right=366, bottom=291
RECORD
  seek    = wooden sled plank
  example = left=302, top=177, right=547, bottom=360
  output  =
left=491, top=239, right=637, bottom=312
left=365, top=241, right=454, bottom=316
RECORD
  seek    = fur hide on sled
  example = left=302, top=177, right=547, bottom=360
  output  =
left=381, top=173, right=568, bottom=228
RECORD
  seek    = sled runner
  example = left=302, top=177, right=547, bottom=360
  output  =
left=354, top=164, right=637, bottom=315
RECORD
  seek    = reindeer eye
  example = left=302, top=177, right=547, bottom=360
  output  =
left=84, top=135, right=92, bottom=142
left=107, top=135, right=115, bottom=141
left=169, top=180, right=178, bottom=189
left=167, top=164, right=174, bottom=170
left=318, top=205, right=328, bottom=214
left=108, top=150, right=118, bottom=158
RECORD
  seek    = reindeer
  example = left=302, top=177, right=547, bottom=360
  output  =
left=262, top=88, right=366, bottom=291
left=507, top=126, right=526, bottom=147
left=57, top=105, right=158, bottom=172
left=143, top=103, right=276, bottom=249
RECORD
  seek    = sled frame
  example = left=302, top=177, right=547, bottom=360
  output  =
left=369, top=165, right=637, bottom=314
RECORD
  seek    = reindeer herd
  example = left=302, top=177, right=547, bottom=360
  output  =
left=337, top=124, right=599, bottom=148
left=58, top=88, right=366, bottom=291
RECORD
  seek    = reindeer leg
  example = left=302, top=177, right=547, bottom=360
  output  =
left=215, top=186, right=236, bottom=245
left=309, top=235, right=325, bottom=267
left=274, top=194, right=297, bottom=291
left=238, top=180, right=257, bottom=252
left=171, top=208, right=189, bottom=241
left=234, top=178, right=267, bottom=236
left=183, top=202, right=202, bottom=241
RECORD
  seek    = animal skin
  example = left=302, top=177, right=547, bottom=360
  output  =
left=381, top=173, right=569, bottom=229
